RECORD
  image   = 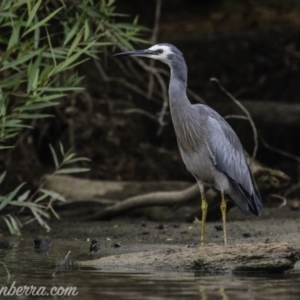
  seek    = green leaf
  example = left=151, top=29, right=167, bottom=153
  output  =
left=0, top=171, right=6, bottom=185
left=56, top=168, right=90, bottom=174
left=49, top=144, right=59, bottom=168
left=64, top=157, right=91, bottom=164
left=0, top=50, right=40, bottom=72
left=36, top=86, right=83, bottom=92
left=23, top=6, right=63, bottom=36
left=0, top=145, right=14, bottom=150
left=63, top=18, right=81, bottom=46
left=13, top=101, right=59, bottom=111
left=18, top=113, right=53, bottom=119
left=59, top=142, right=65, bottom=156
left=26, top=0, right=42, bottom=27
left=27, top=49, right=43, bottom=93
left=30, top=208, right=51, bottom=232
left=7, top=215, right=22, bottom=236
left=34, top=192, right=49, bottom=203
left=40, top=189, right=66, bottom=202
left=0, top=183, right=26, bottom=211
left=67, top=28, right=84, bottom=57
left=7, top=14, right=24, bottom=49
left=2, top=216, right=21, bottom=236
left=17, top=190, right=30, bottom=202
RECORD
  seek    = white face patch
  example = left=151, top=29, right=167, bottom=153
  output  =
left=148, top=44, right=173, bottom=65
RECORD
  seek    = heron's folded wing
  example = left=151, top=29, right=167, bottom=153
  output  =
left=206, top=114, right=260, bottom=208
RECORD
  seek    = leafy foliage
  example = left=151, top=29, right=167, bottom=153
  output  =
left=0, top=143, right=90, bottom=235
left=0, top=0, right=147, bottom=148
left=0, top=0, right=147, bottom=233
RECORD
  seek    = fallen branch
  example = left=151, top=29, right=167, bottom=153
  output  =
left=44, top=158, right=290, bottom=221
left=91, top=184, right=199, bottom=220
left=75, top=242, right=300, bottom=273
left=211, top=101, right=300, bottom=128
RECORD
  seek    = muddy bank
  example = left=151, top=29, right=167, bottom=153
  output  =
left=18, top=206, right=300, bottom=272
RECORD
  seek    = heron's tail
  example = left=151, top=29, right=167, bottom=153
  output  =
left=227, top=179, right=263, bottom=217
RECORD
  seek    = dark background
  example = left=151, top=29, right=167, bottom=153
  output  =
left=2, top=0, right=300, bottom=195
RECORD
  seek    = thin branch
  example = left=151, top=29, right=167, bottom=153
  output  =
left=284, top=182, right=300, bottom=197
left=155, top=73, right=169, bottom=135
left=0, top=261, right=11, bottom=282
left=268, top=194, right=287, bottom=209
left=147, top=0, right=162, bottom=99
left=52, top=250, right=71, bottom=277
left=224, top=115, right=248, bottom=120
left=210, top=78, right=258, bottom=163
left=260, top=135, right=300, bottom=163
left=187, top=88, right=206, bottom=104
left=94, top=58, right=151, bottom=99
left=115, top=108, right=159, bottom=122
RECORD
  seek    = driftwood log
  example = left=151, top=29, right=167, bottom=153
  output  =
left=75, top=242, right=300, bottom=273
left=211, top=101, right=300, bottom=128
left=43, top=158, right=289, bottom=221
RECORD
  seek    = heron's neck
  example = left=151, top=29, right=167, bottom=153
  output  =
left=168, top=58, right=190, bottom=110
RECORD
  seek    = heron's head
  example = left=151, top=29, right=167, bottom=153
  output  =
left=114, top=43, right=183, bottom=66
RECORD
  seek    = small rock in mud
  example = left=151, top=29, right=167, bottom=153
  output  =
left=187, top=243, right=196, bottom=248
left=157, top=224, right=168, bottom=230
left=33, top=237, right=51, bottom=251
left=290, top=201, right=299, bottom=211
left=214, top=225, right=223, bottom=231
left=113, top=243, right=122, bottom=248
left=0, top=240, right=10, bottom=249
left=90, top=240, right=100, bottom=252
left=243, top=233, right=252, bottom=238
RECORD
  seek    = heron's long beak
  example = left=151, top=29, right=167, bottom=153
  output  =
left=114, top=49, right=156, bottom=57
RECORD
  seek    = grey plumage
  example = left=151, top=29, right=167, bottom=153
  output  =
left=114, top=43, right=262, bottom=244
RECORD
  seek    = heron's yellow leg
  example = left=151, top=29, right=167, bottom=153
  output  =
left=200, top=189, right=208, bottom=246
left=220, top=191, right=227, bottom=245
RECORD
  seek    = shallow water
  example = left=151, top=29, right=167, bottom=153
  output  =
left=1, top=237, right=300, bottom=300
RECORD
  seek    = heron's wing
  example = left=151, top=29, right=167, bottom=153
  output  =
left=206, top=111, right=262, bottom=215
left=206, top=114, right=252, bottom=191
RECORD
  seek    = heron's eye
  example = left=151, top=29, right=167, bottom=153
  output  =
left=157, top=49, right=163, bottom=54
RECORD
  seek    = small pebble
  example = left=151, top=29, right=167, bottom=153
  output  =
left=157, top=224, right=168, bottom=230
left=33, top=238, right=51, bottom=250
left=242, top=233, right=251, bottom=238
left=89, top=240, right=100, bottom=252
left=290, top=201, right=299, bottom=211
left=214, top=225, right=223, bottom=231
left=113, top=243, right=122, bottom=248
left=187, top=243, right=196, bottom=248
left=0, top=240, right=10, bottom=249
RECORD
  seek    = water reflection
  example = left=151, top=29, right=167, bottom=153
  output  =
left=0, top=237, right=299, bottom=300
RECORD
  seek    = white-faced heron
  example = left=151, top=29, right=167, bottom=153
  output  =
left=114, top=43, right=263, bottom=246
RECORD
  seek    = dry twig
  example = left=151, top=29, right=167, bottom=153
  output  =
left=0, top=261, right=11, bottom=282
left=260, top=135, right=300, bottom=163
